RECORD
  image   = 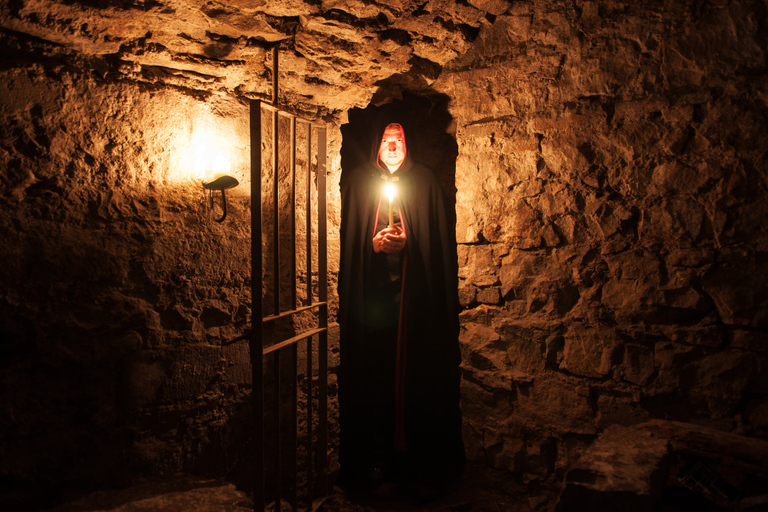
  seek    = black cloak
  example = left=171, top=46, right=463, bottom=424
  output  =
left=337, top=115, right=464, bottom=490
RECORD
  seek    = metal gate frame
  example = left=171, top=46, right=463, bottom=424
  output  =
left=250, top=97, right=329, bottom=512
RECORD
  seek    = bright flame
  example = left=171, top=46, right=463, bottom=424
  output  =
left=187, top=130, right=234, bottom=183
left=211, top=155, right=231, bottom=180
left=163, top=98, right=248, bottom=186
left=384, top=182, right=397, bottom=202
left=172, top=107, right=243, bottom=185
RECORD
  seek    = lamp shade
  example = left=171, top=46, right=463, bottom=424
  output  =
left=203, top=175, right=239, bottom=191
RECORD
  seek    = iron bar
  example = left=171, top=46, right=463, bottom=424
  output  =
left=274, top=349, right=281, bottom=512
left=262, top=328, right=326, bottom=356
left=262, top=302, right=327, bottom=324
left=272, top=109, right=280, bottom=316
left=305, top=126, right=313, bottom=306
left=258, top=104, right=325, bottom=128
left=272, top=46, right=278, bottom=107
left=290, top=116, right=297, bottom=310
left=290, top=342, right=298, bottom=512
left=306, top=335, right=314, bottom=508
left=250, top=99, right=265, bottom=512
left=251, top=95, right=328, bottom=512
left=316, top=127, right=328, bottom=495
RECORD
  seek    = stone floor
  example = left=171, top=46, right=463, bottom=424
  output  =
left=317, top=464, right=555, bottom=512
left=45, top=420, right=768, bottom=512
left=46, top=475, right=254, bottom=512
left=46, top=464, right=557, bottom=512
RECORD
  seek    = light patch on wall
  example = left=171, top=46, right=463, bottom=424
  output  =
left=187, top=128, right=233, bottom=183
left=166, top=101, right=248, bottom=190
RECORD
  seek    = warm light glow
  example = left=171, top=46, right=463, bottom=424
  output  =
left=166, top=101, right=247, bottom=186
left=384, top=182, right=397, bottom=203
left=211, top=155, right=232, bottom=180
left=383, top=181, right=397, bottom=227
left=188, top=131, right=233, bottom=183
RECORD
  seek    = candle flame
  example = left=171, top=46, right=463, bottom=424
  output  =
left=384, top=182, right=397, bottom=202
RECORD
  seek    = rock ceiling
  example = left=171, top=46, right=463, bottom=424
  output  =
left=1, top=0, right=511, bottom=116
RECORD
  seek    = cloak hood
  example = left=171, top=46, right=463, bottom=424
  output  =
left=368, top=114, right=415, bottom=177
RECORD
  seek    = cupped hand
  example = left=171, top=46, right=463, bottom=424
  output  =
left=373, top=226, right=406, bottom=254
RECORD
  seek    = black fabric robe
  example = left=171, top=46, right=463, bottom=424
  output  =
left=337, top=118, right=464, bottom=489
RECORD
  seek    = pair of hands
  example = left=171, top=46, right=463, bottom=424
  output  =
left=373, top=226, right=406, bottom=254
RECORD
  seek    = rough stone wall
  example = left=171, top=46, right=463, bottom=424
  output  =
left=0, top=64, right=235, bottom=504
left=2, top=0, right=768, bottom=508
left=0, top=46, right=343, bottom=508
left=434, top=0, right=768, bottom=483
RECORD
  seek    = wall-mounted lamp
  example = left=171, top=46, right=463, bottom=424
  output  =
left=202, top=157, right=238, bottom=222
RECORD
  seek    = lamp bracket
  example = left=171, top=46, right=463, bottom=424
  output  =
left=203, top=175, right=239, bottom=223
left=203, top=175, right=239, bottom=191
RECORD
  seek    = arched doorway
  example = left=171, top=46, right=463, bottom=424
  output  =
left=336, top=90, right=464, bottom=498
left=341, top=91, right=458, bottom=209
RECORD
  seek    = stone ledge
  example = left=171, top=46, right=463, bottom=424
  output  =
left=46, top=475, right=252, bottom=512
left=556, top=424, right=670, bottom=512
left=556, top=421, right=768, bottom=512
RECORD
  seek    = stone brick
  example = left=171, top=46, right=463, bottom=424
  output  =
left=477, top=286, right=502, bottom=305
left=513, top=374, right=597, bottom=436
left=556, top=425, right=671, bottom=512
left=560, top=327, right=617, bottom=379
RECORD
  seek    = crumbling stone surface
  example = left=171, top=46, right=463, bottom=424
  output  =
left=1, top=0, right=767, bottom=509
left=555, top=424, right=671, bottom=512
left=637, top=419, right=768, bottom=476
left=436, top=0, right=768, bottom=485
left=0, top=53, right=344, bottom=508
left=0, top=0, right=494, bottom=113
left=555, top=420, right=768, bottom=511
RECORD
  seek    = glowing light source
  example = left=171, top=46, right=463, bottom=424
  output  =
left=189, top=135, right=233, bottom=184
left=184, top=128, right=240, bottom=223
left=168, top=104, right=247, bottom=220
left=203, top=160, right=239, bottom=223
left=210, top=155, right=232, bottom=180
left=383, top=182, right=397, bottom=228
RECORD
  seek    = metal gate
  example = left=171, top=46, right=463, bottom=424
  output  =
left=249, top=97, right=329, bottom=512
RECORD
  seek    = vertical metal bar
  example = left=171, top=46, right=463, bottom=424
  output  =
left=316, top=127, right=329, bottom=495
left=274, top=350, right=281, bottom=512
left=249, top=100, right=265, bottom=512
left=290, top=343, right=298, bottom=512
left=269, top=43, right=278, bottom=509
left=306, top=335, right=314, bottom=508
left=290, top=117, right=297, bottom=310
left=272, top=110, right=280, bottom=315
left=305, top=126, right=313, bottom=306
left=289, top=118, right=298, bottom=512
left=271, top=70, right=281, bottom=509
left=271, top=64, right=280, bottom=512
left=272, top=46, right=279, bottom=107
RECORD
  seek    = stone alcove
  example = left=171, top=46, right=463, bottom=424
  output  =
left=340, top=90, right=458, bottom=202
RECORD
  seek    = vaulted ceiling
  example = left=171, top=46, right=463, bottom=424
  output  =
left=1, top=0, right=511, bottom=115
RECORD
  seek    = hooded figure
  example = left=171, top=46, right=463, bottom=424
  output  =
left=337, top=114, right=465, bottom=498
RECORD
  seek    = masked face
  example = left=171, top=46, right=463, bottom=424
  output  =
left=378, top=123, right=407, bottom=172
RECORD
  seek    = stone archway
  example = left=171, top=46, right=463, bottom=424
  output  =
left=340, top=91, right=458, bottom=208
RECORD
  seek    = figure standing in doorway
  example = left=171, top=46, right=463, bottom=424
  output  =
left=337, top=115, right=464, bottom=502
